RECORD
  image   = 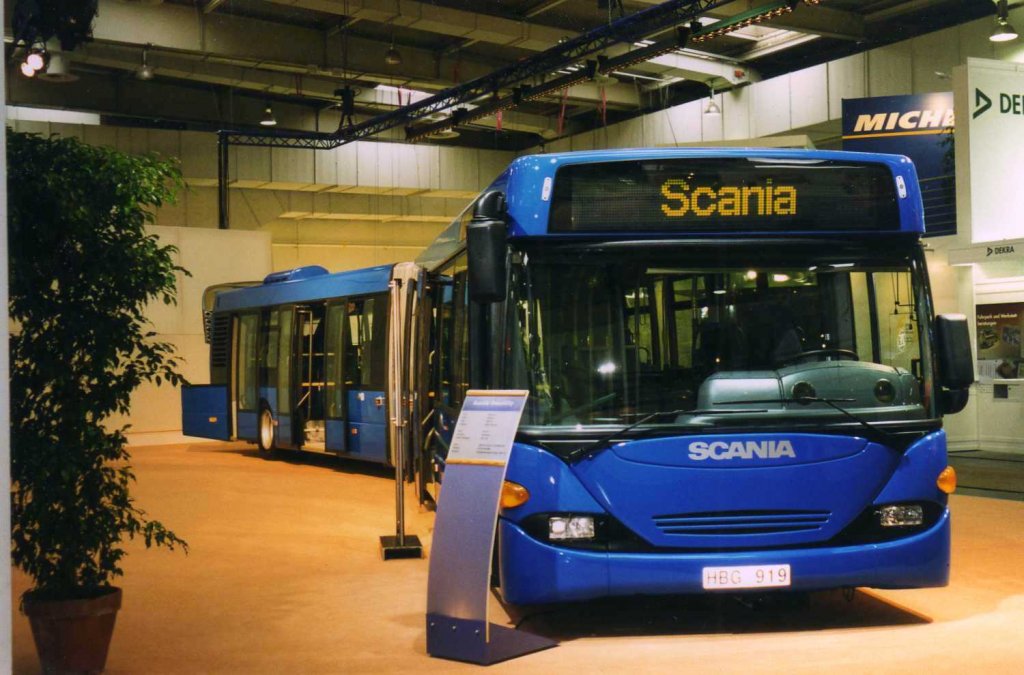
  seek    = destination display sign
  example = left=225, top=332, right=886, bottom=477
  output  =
left=548, top=158, right=900, bottom=233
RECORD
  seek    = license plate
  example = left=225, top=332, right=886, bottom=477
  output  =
left=702, top=564, right=791, bottom=590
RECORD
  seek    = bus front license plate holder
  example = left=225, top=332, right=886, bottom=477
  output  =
left=702, top=564, right=791, bottom=590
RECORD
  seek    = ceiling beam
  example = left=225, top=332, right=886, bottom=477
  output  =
left=63, top=45, right=565, bottom=137
left=524, top=0, right=573, bottom=19
left=267, top=0, right=568, bottom=51
left=865, top=0, right=952, bottom=24
left=82, top=0, right=640, bottom=109
left=203, top=0, right=228, bottom=14
left=632, top=0, right=865, bottom=40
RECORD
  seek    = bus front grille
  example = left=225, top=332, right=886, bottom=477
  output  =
left=652, top=510, right=831, bottom=536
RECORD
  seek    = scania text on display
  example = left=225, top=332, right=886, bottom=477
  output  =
left=182, top=148, right=974, bottom=605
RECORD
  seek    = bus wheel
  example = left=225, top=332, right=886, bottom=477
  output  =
left=257, top=406, right=277, bottom=458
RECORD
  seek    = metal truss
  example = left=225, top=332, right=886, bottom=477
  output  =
left=216, top=0, right=732, bottom=226
left=219, top=0, right=728, bottom=150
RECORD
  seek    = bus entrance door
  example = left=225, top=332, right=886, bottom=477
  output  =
left=296, top=306, right=327, bottom=450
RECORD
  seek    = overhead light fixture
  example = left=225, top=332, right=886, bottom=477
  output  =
left=385, top=41, right=402, bottom=66
left=20, top=40, right=46, bottom=78
left=26, top=41, right=46, bottom=71
left=260, top=105, right=277, bottom=127
left=990, top=18, right=1019, bottom=42
left=704, top=85, right=722, bottom=116
left=37, top=53, right=77, bottom=83
left=385, top=2, right=403, bottom=65
left=136, top=45, right=154, bottom=80
left=991, top=0, right=1019, bottom=42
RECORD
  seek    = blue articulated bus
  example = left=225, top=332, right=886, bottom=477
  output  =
left=184, top=148, right=974, bottom=605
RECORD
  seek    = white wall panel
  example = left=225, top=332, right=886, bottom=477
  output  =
left=313, top=144, right=338, bottom=187
left=415, top=145, right=442, bottom=190
left=615, top=118, right=645, bottom=148
left=570, top=130, right=595, bottom=151
left=179, top=131, right=217, bottom=179
left=546, top=137, right=572, bottom=153
left=82, top=124, right=120, bottom=150
left=789, top=64, right=828, bottom=129
left=270, top=147, right=313, bottom=185
left=912, top=26, right=961, bottom=94
left=573, top=129, right=598, bottom=150
left=232, top=146, right=271, bottom=185
left=147, top=129, right=181, bottom=161
left=643, top=110, right=671, bottom=147
left=751, top=75, right=791, bottom=137
left=335, top=143, right=359, bottom=187
left=827, top=53, right=866, bottom=120
left=478, top=149, right=514, bottom=188
left=439, top=146, right=478, bottom=191
left=357, top=142, right=391, bottom=188
left=723, top=88, right=751, bottom=140
left=867, top=43, right=912, bottom=96
left=185, top=186, right=218, bottom=228
left=667, top=101, right=703, bottom=144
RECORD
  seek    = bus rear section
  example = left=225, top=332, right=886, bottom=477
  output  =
left=182, top=263, right=424, bottom=469
left=425, top=149, right=973, bottom=605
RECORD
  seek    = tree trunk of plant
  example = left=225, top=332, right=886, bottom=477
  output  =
left=23, top=587, right=122, bottom=675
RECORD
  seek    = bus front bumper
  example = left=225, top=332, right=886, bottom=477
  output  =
left=498, top=509, right=950, bottom=605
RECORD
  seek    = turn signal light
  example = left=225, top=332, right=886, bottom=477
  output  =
left=501, top=480, right=530, bottom=509
left=937, top=466, right=957, bottom=494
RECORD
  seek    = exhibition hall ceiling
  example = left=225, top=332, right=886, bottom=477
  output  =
left=3, top=0, right=998, bottom=149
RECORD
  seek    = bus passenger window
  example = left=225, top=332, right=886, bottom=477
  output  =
left=277, top=308, right=293, bottom=413
left=325, top=304, right=345, bottom=418
left=237, top=313, right=259, bottom=412
left=259, top=310, right=279, bottom=388
left=346, top=294, right=389, bottom=390
left=435, top=254, right=469, bottom=411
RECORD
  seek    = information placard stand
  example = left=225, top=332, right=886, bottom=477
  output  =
left=425, top=391, right=557, bottom=665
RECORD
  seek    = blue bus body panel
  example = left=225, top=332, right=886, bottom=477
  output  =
left=325, top=419, right=347, bottom=453
left=573, top=434, right=893, bottom=550
left=237, top=411, right=258, bottom=442
left=215, top=265, right=393, bottom=312
left=501, top=149, right=925, bottom=238
left=499, top=431, right=950, bottom=604
left=181, top=385, right=230, bottom=440
left=499, top=514, right=949, bottom=604
left=345, top=390, right=388, bottom=464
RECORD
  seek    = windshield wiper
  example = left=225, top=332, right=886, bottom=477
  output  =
left=717, top=396, right=898, bottom=445
left=567, top=407, right=768, bottom=464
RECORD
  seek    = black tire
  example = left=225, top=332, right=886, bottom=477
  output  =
left=257, top=406, right=277, bottom=459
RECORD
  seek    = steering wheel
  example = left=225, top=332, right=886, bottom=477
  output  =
left=775, top=348, right=859, bottom=368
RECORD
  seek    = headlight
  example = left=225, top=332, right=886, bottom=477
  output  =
left=877, top=504, right=924, bottom=527
left=548, top=516, right=596, bottom=541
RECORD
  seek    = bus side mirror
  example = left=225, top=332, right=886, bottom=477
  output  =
left=935, top=314, right=973, bottom=414
left=467, top=191, right=507, bottom=304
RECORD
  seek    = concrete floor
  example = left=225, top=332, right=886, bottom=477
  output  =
left=11, top=441, right=1024, bottom=674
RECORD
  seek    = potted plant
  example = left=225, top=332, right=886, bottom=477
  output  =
left=8, top=129, right=189, bottom=674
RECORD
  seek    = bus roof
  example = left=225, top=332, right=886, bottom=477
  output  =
left=214, top=264, right=394, bottom=313
left=416, top=148, right=924, bottom=270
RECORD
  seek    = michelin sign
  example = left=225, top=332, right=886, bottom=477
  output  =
left=843, top=93, right=956, bottom=237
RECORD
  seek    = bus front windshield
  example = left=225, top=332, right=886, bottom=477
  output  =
left=508, top=243, right=933, bottom=431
